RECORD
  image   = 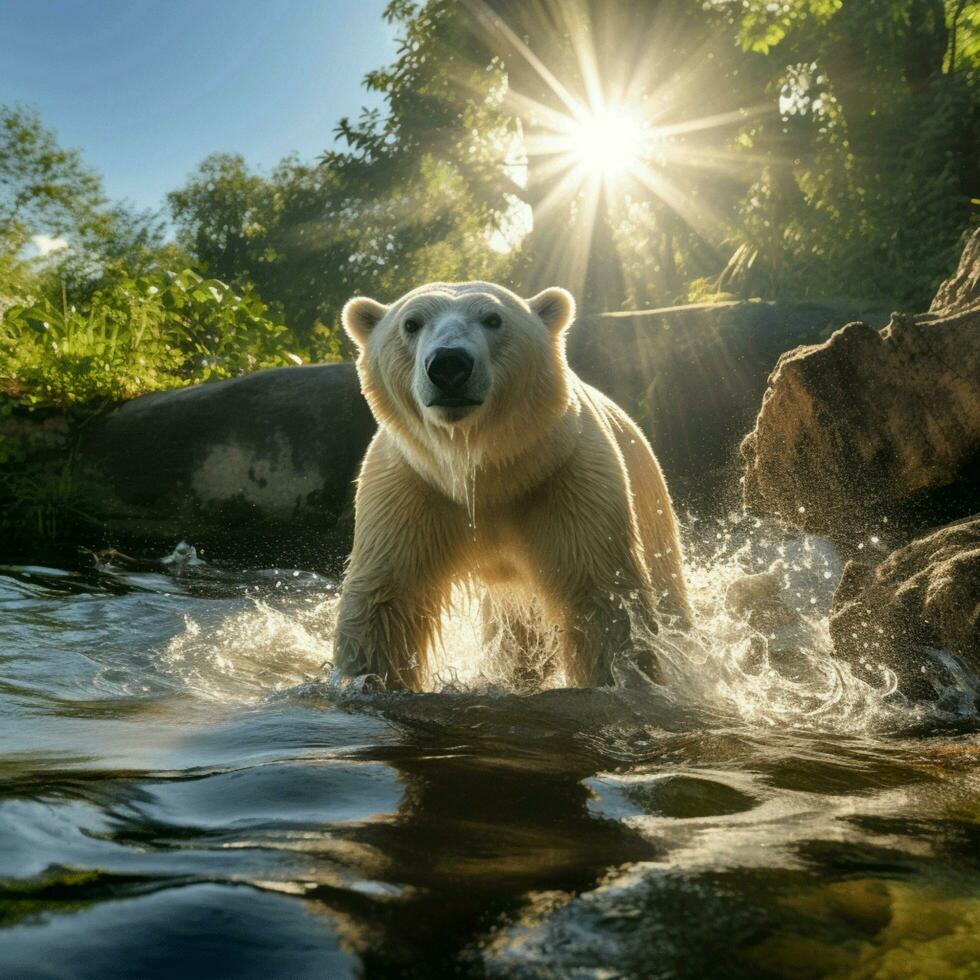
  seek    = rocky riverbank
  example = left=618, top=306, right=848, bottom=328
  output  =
left=3, top=230, right=976, bottom=697
left=739, top=228, right=980, bottom=688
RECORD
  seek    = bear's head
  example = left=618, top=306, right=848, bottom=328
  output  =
left=342, top=282, right=575, bottom=463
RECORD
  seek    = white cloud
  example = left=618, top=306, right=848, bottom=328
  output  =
left=31, top=233, right=69, bottom=256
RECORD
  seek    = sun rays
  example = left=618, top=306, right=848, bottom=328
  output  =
left=566, top=107, right=649, bottom=180
left=467, top=0, right=767, bottom=297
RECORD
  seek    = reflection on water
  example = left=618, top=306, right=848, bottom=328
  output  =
left=0, top=519, right=978, bottom=978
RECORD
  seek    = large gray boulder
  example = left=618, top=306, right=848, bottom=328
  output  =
left=830, top=517, right=980, bottom=689
left=78, top=363, right=374, bottom=571
left=740, top=307, right=980, bottom=537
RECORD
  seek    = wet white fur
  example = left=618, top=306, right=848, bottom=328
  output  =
left=334, top=281, right=690, bottom=690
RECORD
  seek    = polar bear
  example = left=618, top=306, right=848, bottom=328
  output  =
left=334, top=281, right=689, bottom=690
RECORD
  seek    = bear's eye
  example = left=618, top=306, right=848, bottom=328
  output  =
left=403, top=317, right=423, bottom=335
left=482, top=312, right=502, bottom=329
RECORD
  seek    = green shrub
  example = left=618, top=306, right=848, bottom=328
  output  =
left=0, top=268, right=306, bottom=409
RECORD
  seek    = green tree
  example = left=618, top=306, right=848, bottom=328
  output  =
left=167, top=154, right=271, bottom=286
left=169, top=3, right=740, bottom=321
left=330, top=1, right=755, bottom=310
left=0, top=104, right=175, bottom=308
left=169, top=152, right=357, bottom=343
left=169, top=0, right=979, bottom=326
left=716, top=0, right=979, bottom=306
left=169, top=127, right=516, bottom=341
left=0, top=105, right=106, bottom=251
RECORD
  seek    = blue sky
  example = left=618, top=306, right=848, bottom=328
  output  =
left=0, top=0, right=397, bottom=215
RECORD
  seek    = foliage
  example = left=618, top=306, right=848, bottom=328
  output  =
left=328, top=0, right=524, bottom=293
left=713, top=0, right=979, bottom=306
left=0, top=107, right=311, bottom=414
left=0, top=105, right=106, bottom=249
left=0, top=455, right=92, bottom=541
left=0, top=104, right=195, bottom=316
left=0, top=268, right=303, bottom=409
left=0, top=108, right=325, bottom=547
left=161, top=0, right=979, bottom=326
left=726, top=0, right=843, bottom=55
left=344, top=0, right=977, bottom=309
left=52, top=203, right=173, bottom=301
left=3, top=0, right=979, bottom=400
left=0, top=262, right=309, bottom=545
left=168, top=42, right=519, bottom=340
left=0, top=242, right=35, bottom=316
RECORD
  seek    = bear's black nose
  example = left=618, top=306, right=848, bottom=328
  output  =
left=426, top=347, right=474, bottom=392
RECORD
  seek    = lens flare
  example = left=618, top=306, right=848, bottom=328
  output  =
left=466, top=0, right=771, bottom=293
left=568, top=108, right=646, bottom=179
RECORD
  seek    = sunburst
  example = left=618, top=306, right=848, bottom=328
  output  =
left=469, top=0, right=767, bottom=293
left=565, top=107, right=649, bottom=181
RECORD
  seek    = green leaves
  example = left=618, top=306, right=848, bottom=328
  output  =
left=0, top=105, right=106, bottom=247
left=731, top=0, right=843, bottom=54
left=0, top=268, right=301, bottom=410
left=716, top=0, right=978, bottom=307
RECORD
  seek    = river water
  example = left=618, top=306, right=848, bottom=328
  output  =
left=1, top=519, right=979, bottom=979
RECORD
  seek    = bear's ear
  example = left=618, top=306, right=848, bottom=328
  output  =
left=342, top=296, right=388, bottom=349
left=528, top=287, right=575, bottom=336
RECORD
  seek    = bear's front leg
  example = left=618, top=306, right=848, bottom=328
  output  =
left=522, top=460, right=658, bottom=687
left=335, top=586, right=438, bottom=689
left=481, top=592, right=556, bottom=690
left=560, top=591, right=635, bottom=687
left=334, top=440, right=465, bottom=691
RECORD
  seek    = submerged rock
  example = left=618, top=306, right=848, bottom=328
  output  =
left=724, top=561, right=801, bottom=632
left=830, top=517, right=980, bottom=680
left=740, top=307, right=980, bottom=536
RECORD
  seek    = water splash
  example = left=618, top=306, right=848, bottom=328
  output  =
left=639, top=513, right=977, bottom=734
left=154, top=515, right=977, bottom=734
left=161, top=594, right=336, bottom=703
left=448, top=428, right=478, bottom=530
left=451, top=513, right=975, bottom=733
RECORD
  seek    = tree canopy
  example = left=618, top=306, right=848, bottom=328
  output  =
left=0, top=105, right=105, bottom=249
left=164, top=0, right=977, bottom=335
left=4, top=0, right=979, bottom=355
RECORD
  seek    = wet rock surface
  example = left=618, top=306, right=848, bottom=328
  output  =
left=78, top=362, right=375, bottom=572
left=570, top=298, right=890, bottom=507
left=740, top=307, right=980, bottom=537
left=930, top=226, right=980, bottom=316
left=740, top=235, right=980, bottom=688
left=830, top=517, right=980, bottom=685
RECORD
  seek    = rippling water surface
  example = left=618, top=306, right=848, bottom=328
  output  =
left=2, top=521, right=979, bottom=979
